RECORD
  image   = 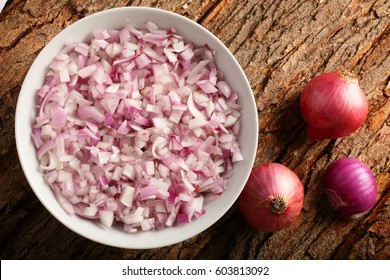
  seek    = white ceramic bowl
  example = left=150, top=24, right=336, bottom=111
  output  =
left=15, top=7, right=258, bottom=249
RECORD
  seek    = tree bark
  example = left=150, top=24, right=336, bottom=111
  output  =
left=0, top=0, right=389, bottom=259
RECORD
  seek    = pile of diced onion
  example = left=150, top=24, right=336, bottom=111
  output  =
left=32, top=22, right=243, bottom=232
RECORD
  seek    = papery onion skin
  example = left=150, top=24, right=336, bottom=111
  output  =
left=300, top=69, right=368, bottom=141
left=323, top=158, right=377, bottom=219
left=238, top=163, right=304, bottom=232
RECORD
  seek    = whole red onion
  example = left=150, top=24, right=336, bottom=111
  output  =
left=300, top=69, right=368, bottom=141
left=323, top=158, right=377, bottom=219
left=239, top=163, right=304, bottom=232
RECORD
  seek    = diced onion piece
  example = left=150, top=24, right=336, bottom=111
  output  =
left=77, top=64, right=97, bottom=78
left=99, top=210, right=114, bottom=228
left=77, top=106, right=105, bottom=123
left=119, top=186, right=135, bottom=207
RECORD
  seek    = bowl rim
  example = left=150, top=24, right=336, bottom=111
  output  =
left=15, top=6, right=258, bottom=249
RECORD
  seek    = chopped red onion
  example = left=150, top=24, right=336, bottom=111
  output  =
left=33, top=22, right=243, bottom=232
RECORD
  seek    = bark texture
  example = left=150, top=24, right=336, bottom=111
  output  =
left=0, top=0, right=389, bottom=259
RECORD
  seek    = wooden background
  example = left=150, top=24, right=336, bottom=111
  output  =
left=0, top=0, right=389, bottom=259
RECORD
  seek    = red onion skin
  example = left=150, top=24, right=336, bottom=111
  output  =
left=300, top=70, right=368, bottom=141
left=239, top=163, right=304, bottom=232
left=323, top=158, right=377, bottom=219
